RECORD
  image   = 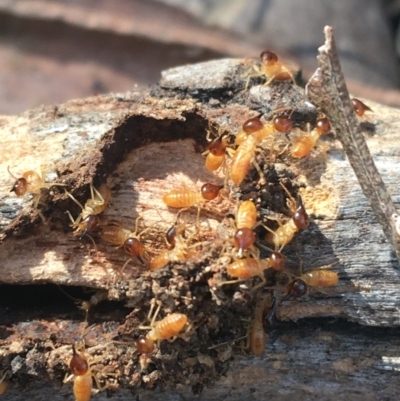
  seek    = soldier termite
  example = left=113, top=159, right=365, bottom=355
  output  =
left=221, top=252, right=286, bottom=289
left=244, top=50, right=295, bottom=90
left=66, top=183, right=111, bottom=241
left=264, top=183, right=309, bottom=250
left=284, top=269, right=339, bottom=299
left=290, top=116, right=331, bottom=158
left=352, top=98, right=372, bottom=117
left=8, top=165, right=66, bottom=210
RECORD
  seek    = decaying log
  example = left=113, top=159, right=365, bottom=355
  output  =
left=1, top=49, right=400, bottom=400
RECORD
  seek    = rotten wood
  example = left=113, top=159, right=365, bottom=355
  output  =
left=0, top=53, right=400, bottom=400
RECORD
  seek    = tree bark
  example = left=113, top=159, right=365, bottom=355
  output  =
left=1, top=57, right=400, bottom=400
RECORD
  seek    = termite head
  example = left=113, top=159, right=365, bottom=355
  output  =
left=273, top=115, right=293, bottom=132
left=270, top=252, right=286, bottom=271
left=124, top=237, right=144, bottom=264
left=243, top=117, right=264, bottom=134
left=70, top=345, right=89, bottom=376
left=78, top=215, right=100, bottom=240
left=284, top=279, right=308, bottom=299
left=293, top=195, right=309, bottom=230
left=260, top=50, right=278, bottom=66
left=208, top=135, right=227, bottom=156
left=10, top=178, right=28, bottom=196
left=201, top=183, right=223, bottom=200
left=315, top=117, right=331, bottom=135
left=352, top=98, right=372, bottom=117
left=136, top=335, right=154, bottom=354
left=234, top=228, right=256, bottom=254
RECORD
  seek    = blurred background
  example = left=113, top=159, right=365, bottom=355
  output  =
left=1, top=0, right=400, bottom=115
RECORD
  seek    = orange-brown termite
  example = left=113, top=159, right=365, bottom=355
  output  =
left=245, top=50, right=295, bottom=90
left=66, top=343, right=113, bottom=401
left=163, top=183, right=223, bottom=209
left=290, top=117, right=331, bottom=158
left=136, top=301, right=189, bottom=354
left=234, top=200, right=258, bottom=256
left=204, top=134, right=230, bottom=172
left=69, top=345, right=92, bottom=401
left=284, top=269, right=339, bottom=299
left=222, top=252, right=286, bottom=289
left=352, top=98, right=373, bottom=117
left=264, top=184, right=309, bottom=250
left=230, top=117, right=277, bottom=185
left=66, top=183, right=111, bottom=240
left=8, top=166, right=67, bottom=209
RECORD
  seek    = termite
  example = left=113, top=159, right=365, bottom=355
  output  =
left=150, top=233, right=197, bottom=270
left=163, top=183, right=223, bottom=208
left=69, top=345, right=93, bottom=401
left=352, top=98, right=373, bottom=117
left=245, top=50, right=295, bottom=90
left=264, top=183, right=309, bottom=250
left=136, top=301, right=188, bottom=354
left=8, top=166, right=66, bottom=209
left=234, top=200, right=258, bottom=256
left=290, top=116, right=331, bottom=158
left=284, top=269, right=339, bottom=299
left=230, top=117, right=276, bottom=185
left=66, top=183, right=111, bottom=240
left=205, top=134, right=230, bottom=172
left=222, top=252, right=286, bottom=289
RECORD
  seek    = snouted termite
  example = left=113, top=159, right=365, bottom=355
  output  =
left=284, top=268, right=339, bottom=299
left=221, top=252, right=286, bottom=289
left=244, top=50, right=295, bottom=90
left=352, top=98, right=373, bottom=117
left=290, top=116, right=331, bottom=158
left=163, top=183, right=223, bottom=208
left=136, top=301, right=189, bottom=354
left=66, top=183, right=111, bottom=241
left=8, top=165, right=67, bottom=209
left=66, top=343, right=115, bottom=401
left=264, top=183, right=309, bottom=250
left=230, top=117, right=276, bottom=185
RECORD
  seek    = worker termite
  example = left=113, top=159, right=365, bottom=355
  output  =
left=230, top=117, right=277, bottom=185
left=264, top=183, right=309, bottom=250
left=352, top=98, right=373, bottom=117
left=101, top=215, right=151, bottom=265
left=284, top=269, right=339, bottom=299
left=66, top=183, right=111, bottom=240
left=8, top=166, right=67, bottom=209
left=136, top=301, right=189, bottom=354
left=290, top=116, right=331, bottom=158
left=244, top=50, right=295, bottom=90
left=0, top=371, right=8, bottom=395
left=234, top=200, right=258, bottom=256
left=163, top=183, right=223, bottom=208
left=222, top=252, right=286, bottom=289
left=204, top=134, right=231, bottom=172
